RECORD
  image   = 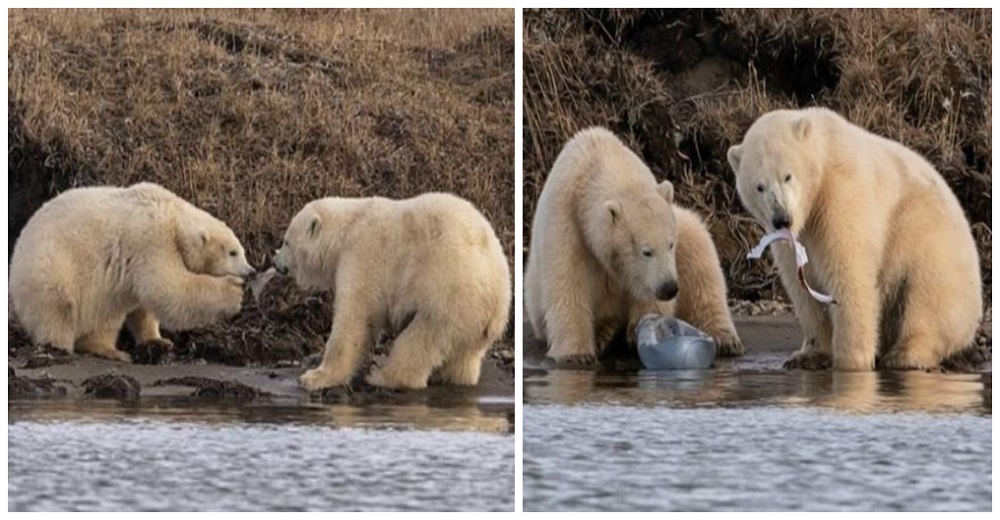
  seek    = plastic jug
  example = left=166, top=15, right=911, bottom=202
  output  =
left=636, top=314, right=716, bottom=370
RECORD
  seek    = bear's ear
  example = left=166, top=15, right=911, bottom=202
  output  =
left=199, top=229, right=210, bottom=246
left=605, top=200, right=622, bottom=224
left=656, top=180, right=674, bottom=204
left=793, top=118, right=812, bottom=140
left=308, top=214, right=321, bottom=239
left=727, top=145, right=743, bottom=172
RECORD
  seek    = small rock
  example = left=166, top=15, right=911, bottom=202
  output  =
left=22, top=353, right=71, bottom=369
left=10, top=372, right=68, bottom=399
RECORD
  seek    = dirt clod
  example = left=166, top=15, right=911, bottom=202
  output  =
left=9, top=368, right=69, bottom=399
left=82, top=374, right=142, bottom=401
left=155, top=377, right=268, bottom=400
left=941, top=344, right=993, bottom=373
left=22, top=352, right=73, bottom=370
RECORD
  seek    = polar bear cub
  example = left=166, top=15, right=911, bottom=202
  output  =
left=274, top=193, right=511, bottom=390
left=525, top=127, right=743, bottom=362
left=9, top=183, right=253, bottom=362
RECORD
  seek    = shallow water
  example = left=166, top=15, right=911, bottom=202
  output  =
left=8, top=400, right=514, bottom=511
left=524, top=361, right=991, bottom=511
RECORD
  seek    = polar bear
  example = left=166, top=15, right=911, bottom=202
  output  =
left=728, top=107, right=982, bottom=371
left=274, top=193, right=511, bottom=391
left=9, top=183, right=253, bottom=362
left=525, top=127, right=743, bottom=362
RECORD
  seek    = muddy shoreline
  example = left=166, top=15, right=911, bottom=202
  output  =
left=524, top=312, right=992, bottom=373
left=8, top=337, right=515, bottom=414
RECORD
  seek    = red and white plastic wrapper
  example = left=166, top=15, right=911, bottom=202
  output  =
left=747, top=229, right=836, bottom=304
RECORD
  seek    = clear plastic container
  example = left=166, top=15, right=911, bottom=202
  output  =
left=636, top=314, right=716, bottom=370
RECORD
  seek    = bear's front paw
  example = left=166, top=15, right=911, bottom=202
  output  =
left=127, top=338, right=174, bottom=365
left=783, top=349, right=832, bottom=371
left=715, top=336, right=746, bottom=358
left=299, top=368, right=348, bottom=392
left=219, top=276, right=246, bottom=311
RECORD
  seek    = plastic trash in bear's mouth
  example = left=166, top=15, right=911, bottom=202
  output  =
left=747, top=228, right=836, bottom=304
left=248, top=267, right=278, bottom=303
left=635, top=314, right=716, bottom=370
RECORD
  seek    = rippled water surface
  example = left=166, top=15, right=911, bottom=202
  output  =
left=8, top=401, right=514, bottom=511
left=524, top=365, right=991, bottom=511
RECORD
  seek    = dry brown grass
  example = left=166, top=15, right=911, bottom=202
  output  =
left=524, top=8, right=991, bottom=305
left=9, top=8, right=514, bottom=364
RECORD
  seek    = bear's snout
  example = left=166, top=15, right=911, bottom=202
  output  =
left=656, top=280, right=679, bottom=301
left=772, top=211, right=791, bottom=231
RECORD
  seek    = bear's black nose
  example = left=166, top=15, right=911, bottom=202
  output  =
left=275, top=265, right=289, bottom=276
left=656, top=280, right=679, bottom=301
left=772, top=212, right=791, bottom=230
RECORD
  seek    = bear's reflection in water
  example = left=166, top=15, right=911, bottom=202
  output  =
left=525, top=366, right=989, bottom=415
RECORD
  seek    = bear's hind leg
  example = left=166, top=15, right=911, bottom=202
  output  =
left=126, top=308, right=174, bottom=350
left=880, top=293, right=965, bottom=371
left=880, top=332, right=942, bottom=370
left=434, top=338, right=491, bottom=386
left=367, top=315, right=454, bottom=390
left=19, top=285, right=79, bottom=354
left=75, top=317, right=130, bottom=363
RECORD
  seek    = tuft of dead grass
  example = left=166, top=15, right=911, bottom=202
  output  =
left=524, top=8, right=991, bottom=305
left=9, top=8, right=514, bottom=365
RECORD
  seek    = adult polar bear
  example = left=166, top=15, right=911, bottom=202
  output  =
left=728, top=108, right=982, bottom=371
left=274, top=193, right=511, bottom=391
left=526, top=127, right=743, bottom=362
left=9, top=183, right=253, bottom=362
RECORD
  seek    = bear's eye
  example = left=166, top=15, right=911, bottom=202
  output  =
left=784, top=174, right=792, bottom=183
left=642, top=247, right=654, bottom=258
left=756, top=183, right=765, bottom=193
left=669, top=242, right=675, bottom=251
left=229, top=250, right=238, bottom=257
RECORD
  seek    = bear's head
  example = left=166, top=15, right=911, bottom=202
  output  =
left=176, top=212, right=255, bottom=279
left=727, top=110, right=825, bottom=235
left=591, top=180, right=680, bottom=302
left=273, top=199, right=349, bottom=290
